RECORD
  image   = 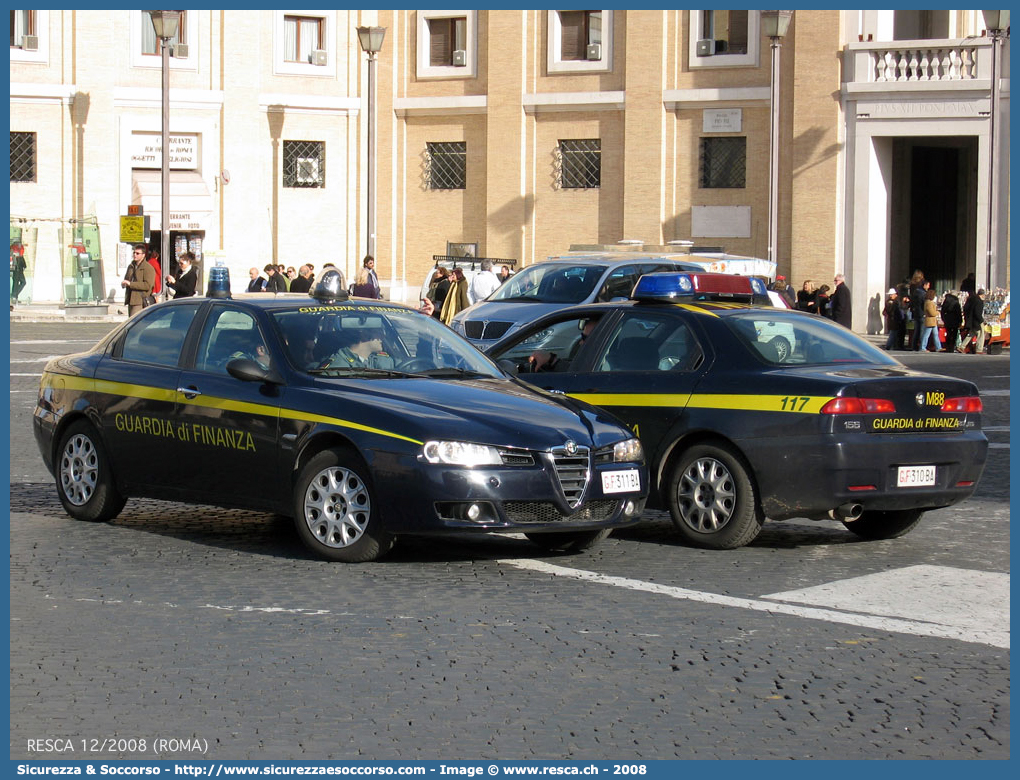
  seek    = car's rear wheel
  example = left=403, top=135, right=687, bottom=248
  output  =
left=524, top=528, right=611, bottom=553
left=55, top=420, right=126, bottom=522
left=293, top=448, right=394, bottom=562
left=842, top=508, right=923, bottom=540
left=667, top=443, right=763, bottom=549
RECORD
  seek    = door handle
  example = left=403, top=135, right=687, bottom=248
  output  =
left=177, top=385, right=202, bottom=399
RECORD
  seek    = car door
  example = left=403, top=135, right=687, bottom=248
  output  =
left=98, top=303, right=202, bottom=493
left=502, top=308, right=709, bottom=463
left=174, top=303, right=282, bottom=507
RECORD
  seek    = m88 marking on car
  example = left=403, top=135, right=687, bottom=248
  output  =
left=487, top=272, right=988, bottom=549
left=34, top=269, right=647, bottom=562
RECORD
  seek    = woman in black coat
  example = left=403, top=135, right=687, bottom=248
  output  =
left=939, top=291, right=963, bottom=352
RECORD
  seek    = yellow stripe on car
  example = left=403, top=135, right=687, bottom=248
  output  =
left=570, top=392, right=834, bottom=415
left=45, top=373, right=424, bottom=446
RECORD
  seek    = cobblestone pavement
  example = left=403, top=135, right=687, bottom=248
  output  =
left=8, top=323, right=1010, bottom=760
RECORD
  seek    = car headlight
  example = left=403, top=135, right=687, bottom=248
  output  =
left=422, top=440, right=503, bottom=467
left=613, top=438, right=644, bottom=463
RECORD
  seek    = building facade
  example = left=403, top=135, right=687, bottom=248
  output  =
left=9, top=9, right=1010, bottom=331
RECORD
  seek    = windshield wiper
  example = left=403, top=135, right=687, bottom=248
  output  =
left=415, top=367, right=490, bottom=378
left=308, top=367, right=421, bottom=378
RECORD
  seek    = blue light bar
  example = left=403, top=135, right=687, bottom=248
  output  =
left=632, top=272, right=694, bottom=300
left=749, top=277, right=768, bottom=296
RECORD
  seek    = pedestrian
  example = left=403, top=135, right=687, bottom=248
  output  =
left=499, top=265, right=513, bottom=282
left=121, top=243, right=156, bottom=316
left=427, top=267, right=451, bottom=320
left=289, top=264, right=314, bottom=294
left=165, top=251, right=198, bottom=298
left=247, top=267, right=267, bottom=292
left=939, top=290, right=963, bottom=352
left=960, top=272, right=976, bottom=295
left=264, top=263, right=288, bottom=293
left=830, top=273, right=852, bottom=329
left=796, top=280, right=817, bottom=313
left=883, top=288, right=904, bottom=349
left=908, top=271, right=927, bottom=350
left=440, top=267, right=470, bottom=325
left=285, top=266, right=298, bottom=290
left=468, top=259, right=500, bottom=304
left=10, top=245, right=27, bottom=308
left=147, top=246, right=164, bottom=301
left=350, top=266, right=377, bottom=298
left=815, top=284, right=831, bottom=318
left=919, top=288, right=942, bottom=352
left=772, top=275, right=796, bottom=307
left=362, top=255, right=382, bottom=299
left=963, top=288, right=986, bottom=354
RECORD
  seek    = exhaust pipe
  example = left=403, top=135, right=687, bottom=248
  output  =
left=828, top=503, right=863, bottom=521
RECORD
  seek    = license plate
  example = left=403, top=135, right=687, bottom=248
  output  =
left=897, top=465, right=936, bottom=487
left=602, top=468, right=641, bottom=494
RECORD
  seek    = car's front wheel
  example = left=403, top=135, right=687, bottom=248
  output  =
left=55, top=420, right=126, bottom=522
left=524, top=528, right=611, bottom=553
left=293, top=448, right=394, bottom=562
left=842, top=508, right=923, bottom=540
left=667, top=443, right=763, bottom=549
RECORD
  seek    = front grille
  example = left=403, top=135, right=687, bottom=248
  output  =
left=503, top=500, right=618, bottom=524
left=464, top=320, right=513, bottom=340
left=550, top=446, right=591, bottom=507
left=498, top=448, right=535, bottom=467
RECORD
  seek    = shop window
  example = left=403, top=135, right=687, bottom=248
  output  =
left=10, top=131, right=36, bottom=183
left=283, top=141, right=325, bottom=188
left=558, top=139, right=601, bottom=189
left=284, top=15, right=325, bottom=64
left=141, top=11, right=187, bottom=56
left=417, top=11, right=477, bottom=79
left=426, top=142, right=466, bottom=190
left=548, top=9, right=613, bottom=73
left=699, top=137, right=746, bottom=189
left=689, top=10, right=759, bottom=69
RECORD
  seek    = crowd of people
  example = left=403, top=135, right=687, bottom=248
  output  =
left=879, top=270, right=1007, bottom=354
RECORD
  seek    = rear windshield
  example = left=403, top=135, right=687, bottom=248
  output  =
left=487, top=263, right=607, bottom=304
left=724, top=311, right=900, bottom=366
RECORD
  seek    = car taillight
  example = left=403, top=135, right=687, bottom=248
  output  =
left=941, top=396, right=983, bottom=413
left=820, top=397, right=896, bottom=415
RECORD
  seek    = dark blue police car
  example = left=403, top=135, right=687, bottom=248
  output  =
left=33, top=271, right=646, bottom=562
left=486, top=272, right=988, bottom=549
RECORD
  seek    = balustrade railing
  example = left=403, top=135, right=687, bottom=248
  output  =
left=847, top=39, right=992, bottom=86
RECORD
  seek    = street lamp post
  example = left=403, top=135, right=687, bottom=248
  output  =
left=760, top=10, right=792, bottom=272
left=982, top=10, right=1009, bottom=292
left=357, top=26, right=386, bottom=260
left=147, top=10, right=182, bottom=291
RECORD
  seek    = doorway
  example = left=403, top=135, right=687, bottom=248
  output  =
left=888, top=137, right=977, bottom=292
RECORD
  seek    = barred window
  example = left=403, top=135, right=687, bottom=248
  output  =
left=699, top=137, right=745, bottom=188
left=283, top=140, right=325, bottom=188
left=10, top=132, right=36, bottom=183
left=426, top=142, right=466, bottom=190
left=558, top=139, right=601, bottom=189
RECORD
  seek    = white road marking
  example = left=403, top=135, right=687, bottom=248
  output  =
left=10, top=339, right=97, bottom=345
left=499, top=559, right=1010, bottom=649
left=11, top=356, right=64, bottom=363
left=980, top=389, right=1009, bottom=396
left=983, top=425, right=1009, bottom=431
left=10, top=373, right=42, bottom=377
left=989, top=443, right=1009, bottom=449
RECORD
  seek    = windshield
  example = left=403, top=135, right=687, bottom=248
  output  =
left=487, top=263, right=607, bottom=304
left=724, top=311, right=900, bottom=366
left=271, top=304, right=504, bottom=378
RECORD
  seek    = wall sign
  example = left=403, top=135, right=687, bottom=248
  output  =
left=703, top=109, right=742, bottom=133
left=129, top=133, right=199, bottom=170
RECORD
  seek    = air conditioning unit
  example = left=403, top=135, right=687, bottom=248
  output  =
left=172, top=43, right=189, bottom=59
left=585, top=43, right=601, bottom=61
left=311, top=49, right=328, bottom=66
left=22, top=35, right=38, bottom=51
left=451, top=49, right=467, bottom=67
left=695, top=38, right=715, bottom=57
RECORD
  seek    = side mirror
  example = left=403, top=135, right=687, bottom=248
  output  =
left=226, top=358, right=284, bottom=385
left=497, top=358, right=519, bottom=376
